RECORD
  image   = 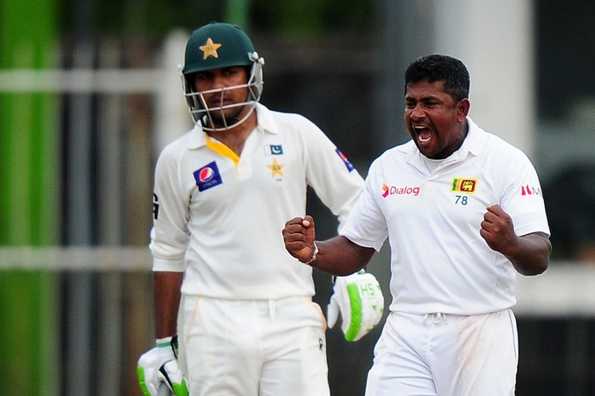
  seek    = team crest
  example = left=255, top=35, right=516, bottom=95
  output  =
left=193, top=161, right=223, bottom=191
left=451, top=178, right=477, bottom=194
left=200, top=37, right=222, bottom=60
left=266, top=158, right=284, bottom=180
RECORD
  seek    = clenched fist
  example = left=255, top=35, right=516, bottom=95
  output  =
left=480, top=204, right=519, bottom=257
left=282, top=215, right=317, bottom=263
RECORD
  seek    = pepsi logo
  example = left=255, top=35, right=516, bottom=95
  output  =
left=199, top=167, right=214, bottom=182
left=193, top=161, right=223, bottom=192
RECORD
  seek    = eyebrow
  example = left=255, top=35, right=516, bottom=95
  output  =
left=405, top=95, right=441, bottom=101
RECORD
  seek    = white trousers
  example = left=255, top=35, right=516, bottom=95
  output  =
left=366, top=310, right=518, bottom=396
left=177, top=295, right=330, bottom=396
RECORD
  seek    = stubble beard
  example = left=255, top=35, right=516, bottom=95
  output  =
left=205, top=103, right=248, bottom=129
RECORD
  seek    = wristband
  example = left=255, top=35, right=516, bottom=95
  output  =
left=304, top=242, right=319, bottom=265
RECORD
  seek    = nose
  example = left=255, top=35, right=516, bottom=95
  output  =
left=409, top=104, right=426, bottom=121
left=211, top=74, right=227, bottom=90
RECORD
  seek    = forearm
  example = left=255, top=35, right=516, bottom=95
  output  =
left=154, top=271, right=184, bottom=338
left=506, top=233, right=551, bottom=276
left=311, top=236, right=375, bottom=276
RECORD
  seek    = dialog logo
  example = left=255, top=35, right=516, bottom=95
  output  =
left=382, top=183, right=421, bottom=198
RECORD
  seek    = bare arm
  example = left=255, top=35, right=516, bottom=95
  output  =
left=282, top=216, right=375, bottom=276
left=154, top=271, right=183, bottom=338
left=501, top=232, right=551, bottom=275
left=480, top=205, right=551, bottom=276
left=313, top=236, right=375, bottom=275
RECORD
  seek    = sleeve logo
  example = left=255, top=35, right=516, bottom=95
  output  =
left=336, top=148, right=354, bottom=172
left=152, top=193, right=159, bottom=219
left=521, top=185, right=541, bottom=196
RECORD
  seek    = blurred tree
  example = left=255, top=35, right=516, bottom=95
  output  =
left=0, top=0, right=59, bottom=395
left=251, top=0, right=373, bottom=37
left=55, top=0, right=374, bottom=39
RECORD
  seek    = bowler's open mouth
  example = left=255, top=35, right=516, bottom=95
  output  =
left=413, top=124, right=433, bottom=145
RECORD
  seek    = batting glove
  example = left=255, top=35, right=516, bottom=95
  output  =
left=327, top=270, right=384, bottom=342
left=137, top=336, right=189, bottom=396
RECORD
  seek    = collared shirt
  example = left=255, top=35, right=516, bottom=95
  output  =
left=150, top=103, right=364, bottom=299
left=340, top=118, right=550, bottom=315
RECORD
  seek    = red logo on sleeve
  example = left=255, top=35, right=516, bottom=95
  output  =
left=521, top=185, right=541, bottom=196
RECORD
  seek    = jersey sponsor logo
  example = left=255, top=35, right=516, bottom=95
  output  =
left=336, top=148, right=354, bottom=172
left=270, top=144, right=283, bottom=155
left=451, top=177, right=477, bottom=194
left=193, top=161, right=223, bottom=191
left=382, top=183, right=420, bottom=198
left=521, top=185, right=541, bottom=196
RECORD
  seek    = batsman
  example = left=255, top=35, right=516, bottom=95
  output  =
left=136, top=22, right=384, bottom=396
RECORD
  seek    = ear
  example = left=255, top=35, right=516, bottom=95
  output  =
left=457, top=98, right=470, bottom=122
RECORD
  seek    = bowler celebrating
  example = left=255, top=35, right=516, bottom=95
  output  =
left=283, top=54, right=551, bottom=396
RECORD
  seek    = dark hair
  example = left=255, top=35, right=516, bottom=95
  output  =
left=405, top=54, right=470, bottom=101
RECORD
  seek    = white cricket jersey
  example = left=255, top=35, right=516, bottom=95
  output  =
left=150, top=103, right=363, bottom=299
left=341, top=118, right=550, bottom=315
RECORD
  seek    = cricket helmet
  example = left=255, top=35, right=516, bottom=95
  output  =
left=181, top=22, right=265, bottom=131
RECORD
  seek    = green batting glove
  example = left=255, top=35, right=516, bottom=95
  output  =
left=327, top=270, right=384, bottom=342
left=137, top=336, right=189, bottom=396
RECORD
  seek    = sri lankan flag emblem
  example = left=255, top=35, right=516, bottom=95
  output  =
left=451, top=178, right=477, bottom=194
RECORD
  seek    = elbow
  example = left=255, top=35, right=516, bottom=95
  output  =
left=532, top=242, right=552, bottom=275
left=538, top=257, right=549, bottom=274
left=530, top=260, right=548, bottom=275
left=516, top=238, right=551, bottom=276
left=520, top=257, right=549, bottom=276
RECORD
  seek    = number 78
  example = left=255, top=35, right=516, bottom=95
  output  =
left=455, top=195, right=468, bottom=205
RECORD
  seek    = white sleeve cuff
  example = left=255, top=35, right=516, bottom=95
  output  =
left=152, top=257, right=186, bottom=272
left=341, top=233, right=385, bottom=253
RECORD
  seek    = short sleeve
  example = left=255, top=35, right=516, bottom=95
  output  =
left=339, top=160, right=388, bottom=251
left=302, top=118, right=364, bottom=225
left=149, top=146, right=190, bottom=272
left=500, top=152, right=550, bottom=237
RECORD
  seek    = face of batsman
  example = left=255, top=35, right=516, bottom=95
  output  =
left=191, top=66, right=253, bottom=130
left=181, top=22, right=264, bottom=131
left=404, top=80, right=470, bottom=159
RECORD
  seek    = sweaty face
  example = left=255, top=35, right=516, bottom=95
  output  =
left=404, top=80, right=469, bottom=159
left=193, top=66, right=251, bottom=127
